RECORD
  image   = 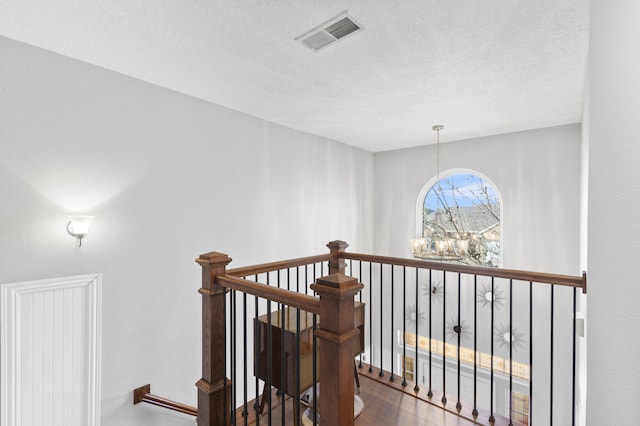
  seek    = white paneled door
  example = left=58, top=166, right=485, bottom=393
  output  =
left=1, top=274, right=101, bottom=426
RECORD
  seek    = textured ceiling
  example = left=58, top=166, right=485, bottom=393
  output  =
left=0, top=1, right=589, bottom=152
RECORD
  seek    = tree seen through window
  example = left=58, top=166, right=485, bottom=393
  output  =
left=415, top=173, right=501, bottom=267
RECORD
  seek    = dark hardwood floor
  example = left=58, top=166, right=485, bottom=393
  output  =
left=234, top=374, right=479, bottom=425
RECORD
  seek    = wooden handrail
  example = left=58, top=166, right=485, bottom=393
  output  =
left=226, top=253, right=332, bottom=277
left=217, top=275, right=321, bottom=314
left=341, top=252, right=586, bottom=292
left=133, top=384, right=197, bottom=416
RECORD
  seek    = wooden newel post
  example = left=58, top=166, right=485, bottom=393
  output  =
left=196, top=252, right=233, bottom=426
left=311, top=273, right=363, bottom=426
left=327, top=240, right=349, bottom=274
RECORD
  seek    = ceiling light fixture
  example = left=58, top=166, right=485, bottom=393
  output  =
left=412, top=125, right=469, bottom=261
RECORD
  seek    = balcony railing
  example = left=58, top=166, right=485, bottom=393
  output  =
left=133, top=241, right=585, bottom=426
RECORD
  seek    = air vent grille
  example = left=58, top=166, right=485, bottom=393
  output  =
left=325, top=17, right=361, bottom=39
left=296, top=11, right=364, bottom=52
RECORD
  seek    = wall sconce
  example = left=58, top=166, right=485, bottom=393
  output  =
left=67, top=216, right=94, bottom=247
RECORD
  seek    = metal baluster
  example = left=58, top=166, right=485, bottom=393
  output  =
left=276, top=269, right=284, bottom=417
left=267, top=273, right=272, bottom=426
left=280, top=308, right=285, bottom=425
left=390, top=265, right=395, bottom=382
left=529, top=281, right=533, bottom=426
left=402, top=266, right=407, bottom=387
left=428, top=269, right=433, bottom=398
left=489, top=277, right=495, bottom=424
left=472, top=274, right=478, bottom=418
left=254, top=276, right=260, bottom=426
left=295, top=309, right=302, bottom=426
left=243, top=292, right=248, bottom=425
left=369, top=261, right=373, bottom=373
left=509, top=279, right=513, bottom=426
left=305, top=265, right=308, bottom=294
left=296, top=266, right=300, bottom=293
left=456, top=272, right=461, bottom=411
left=379, top=263, right=384, bottom=377
left=231, top=289, right=236, bottom=425
left=550, top=284, right=555, bottom=426
left=414, top=267, right=420, bottom=393
left=359, top=260, right=363, bottom=369
left=442, top=271, right=447, bottom=405
left=224, top=290, right=228, bottom=426
left=312, top=315, right=318, bottom=426
left=313, top=264, right=317, bottom=296
left=572, top=287, right=577, bottom=426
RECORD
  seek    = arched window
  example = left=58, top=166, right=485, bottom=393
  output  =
left=413, top=171, right=501, bottom=267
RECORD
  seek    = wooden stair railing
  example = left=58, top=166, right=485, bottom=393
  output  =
left=196, top=241, right=362, bottom=426
left=132, top=240, right=586, bottom=425
left=133, top=384, right=197, bottom=416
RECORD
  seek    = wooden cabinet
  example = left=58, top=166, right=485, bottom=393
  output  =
left=254, top=302, right=365, bottom=398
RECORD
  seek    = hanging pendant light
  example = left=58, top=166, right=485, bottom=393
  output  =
left=412, top=125, right=467, bottom=262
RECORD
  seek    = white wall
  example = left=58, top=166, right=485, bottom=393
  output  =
left=373, top=124, right=582, bottom=275
left=587, top=2, right=640, bottom=425
left=0, top=37, right=373, bottom=426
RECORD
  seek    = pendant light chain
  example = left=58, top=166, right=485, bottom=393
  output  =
left=433, top=125, right=444, bottom=190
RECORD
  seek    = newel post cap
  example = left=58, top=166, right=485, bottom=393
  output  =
left=326, top=240, right=349, bottom=252
left=310, top=273, right=363, bottom=298
left=196, top=251, right=232, bottom=267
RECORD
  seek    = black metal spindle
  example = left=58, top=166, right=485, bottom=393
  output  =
left=267, top=296, right=272, bottom=425
left=359, top=260, right=363, bottom=368
left=442, top=271, right=447, bottom=405
left=456, top=272, right=461, bottom=411
left=313, top=264, right=317, bottom=296
left=296, top=266, right=300, bottom=293
left=379, top=263, right=384, bottom=377
left=550, top=284, right=555, bottom=426
left=312, top=315, right=318, bottom=426
left=231, top=289, right=237, bottom=425
left=572, top=287, right=577, bottom=426
left=295, top=309, right=302, bottom=426
left=369, top=261, right=373, bottom=373
left=529, top=280, right=533, bottom=426
left=402, top=266, right=407, bottom=387
left=305, top=265, right=309, bottom=294
left=489, top=277, right=495, bottom=424
left=414, top=267, right=420, bottom=393
left=390, top=265, right=395, bottom=382
left=509, top=279, right=513, bottom=426
left=280, top=308, right=285, bottom=425
left=254, top=276, right=260, bottom=426
left=472, top=274, right=478, bottom=417
left=428, top=269, right=433, bottom=398
left=243, top=292, right=248, bottom=425
left=224, top=290, right=228, bottom=426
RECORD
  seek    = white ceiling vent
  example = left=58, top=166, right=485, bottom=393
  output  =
left=296, top=11, right=364, bottom=52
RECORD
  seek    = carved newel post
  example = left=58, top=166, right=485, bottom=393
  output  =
left=196, top=252, right=232, bottom=426
left=311, top=269, right=363, bottom=425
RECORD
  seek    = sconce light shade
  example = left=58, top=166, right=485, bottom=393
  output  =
left=67, top=216, right=94, bottom=247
